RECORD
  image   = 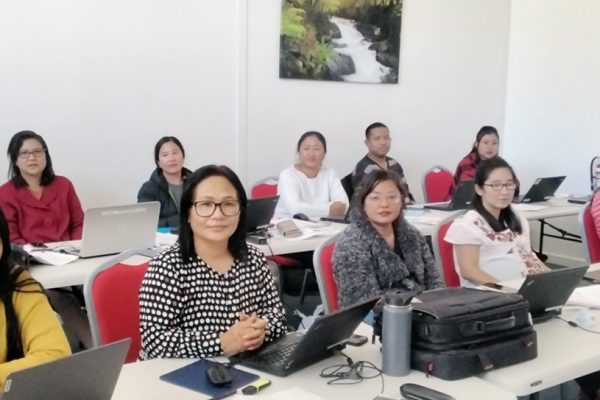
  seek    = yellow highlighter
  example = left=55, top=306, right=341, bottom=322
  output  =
left=241, top=379, right=271, bottom=395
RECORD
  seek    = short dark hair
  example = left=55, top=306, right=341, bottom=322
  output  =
left=296, top=131, right=327, bottom=153
left=7, top=131, right=55, bottom=187
left=177, top=165, right=248, bottom=262
left=365, top=122, right=388, bottom=139
left=472, top=156, right=522, bottom=234
left=469, top=126, right=499, bottom=155
left=354, top=169, right=407, bottom=222
left=154, top=136, right=185, bottom=167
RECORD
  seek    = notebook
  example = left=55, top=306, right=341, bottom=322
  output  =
left=231, top=297, right=378, bottom=377
left=2, top=338, right=130, bottom=400
left=55, top=202, right=160, bottom=258
left=513, top=176, right=566, bottom=203
left=516, top=266, right=589, bottom=323
left=423, top=180, right=475, bottom=211
left=246, top=195, right=279, bottom=233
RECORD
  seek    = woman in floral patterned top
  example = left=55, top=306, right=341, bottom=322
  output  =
left=445, top=157, right=547, bottom=287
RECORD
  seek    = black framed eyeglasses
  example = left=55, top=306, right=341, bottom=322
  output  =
left=193, top=200, right=241, bottom=217
left=483, top=182, right=517, bottom=192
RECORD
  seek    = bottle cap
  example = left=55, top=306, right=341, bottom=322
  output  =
left=384, top=289, right=417, bottom=306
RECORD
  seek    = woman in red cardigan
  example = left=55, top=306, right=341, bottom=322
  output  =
left=0, top=131, right=91, bottom=349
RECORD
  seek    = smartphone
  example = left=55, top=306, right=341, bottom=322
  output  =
left=346, top=333, right=368, bottom=346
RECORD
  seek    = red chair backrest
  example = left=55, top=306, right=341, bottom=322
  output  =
left=582, top=204, right=600, bottom=263
left=91, top=262, right=149, bottom=363
left=251, top=179, right=278, bottom=199
left=424, top=167, right=454, bottom=203
left=315, top=240, right=339, bottom=313
left=437, top=221, right=460, bottom=287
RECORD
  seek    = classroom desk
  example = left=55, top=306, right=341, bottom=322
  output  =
left=112, top=324, right=517, bottom=400
left=480, top=307, right=600, bottom=396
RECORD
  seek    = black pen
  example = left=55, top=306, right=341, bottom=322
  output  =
left=210, top=389, right=237, bottom=400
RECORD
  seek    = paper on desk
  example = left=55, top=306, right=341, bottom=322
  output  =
left=230, top=387, right=325, bottom=400
left=405, top=214, right=442, bottom=225
left=155, top=232, right=178, bottom=247
left=23, top=245, right=79, bottom=266
left=271, top=218, right=339, bottom=241
left=511, top=203, right=548, bottom=212
left=567, top=285, right=600, bottom=309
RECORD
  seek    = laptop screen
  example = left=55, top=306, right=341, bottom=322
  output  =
left=246, top=196, right=279, bottom=233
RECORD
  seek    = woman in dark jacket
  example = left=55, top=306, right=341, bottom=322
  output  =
left=138, top=136, right=191, bottom=231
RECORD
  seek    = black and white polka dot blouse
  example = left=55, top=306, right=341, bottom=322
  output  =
left=138, top=243, right=287, bottom=360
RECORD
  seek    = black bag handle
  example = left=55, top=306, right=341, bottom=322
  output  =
left=461, top=315, right=516, bottom=335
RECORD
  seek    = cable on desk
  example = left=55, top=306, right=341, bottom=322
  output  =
left=557, top=316, right=600, bottom=334
left=319, top=350, right=384, bottom=394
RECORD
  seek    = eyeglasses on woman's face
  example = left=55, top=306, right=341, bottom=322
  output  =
left=192, top=200, right=240, bottom=217
left=483, top=182, right=517, bottom=192
left=18, top=148, right=45, bottom=160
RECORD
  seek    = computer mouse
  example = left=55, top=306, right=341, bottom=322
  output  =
left=206, top=363, right=233, bottom=387
left=293, top=213, right=310, bottom=221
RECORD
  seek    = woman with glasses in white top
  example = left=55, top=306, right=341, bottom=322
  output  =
left=139, top=165, right=286, bottom=360
left=445, top=156, right=547, bottom=287
left=333, top=169, right=443, bottom=310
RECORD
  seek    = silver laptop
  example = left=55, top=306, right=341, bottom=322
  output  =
left=2, top=338, right=130, bottom=400
left=58, top=202, right=160, bottom=258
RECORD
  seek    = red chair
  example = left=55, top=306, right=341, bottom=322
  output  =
left=431, top=216, right=462, bottom=287
left=422, top=165, right=454, bottom=203
left=84, top=248, right=158, bottom=363
left=313, top=235, right=340, bottom=313
left=579, top=202, right=600, bottom=263
left=251, top=176, right=278, bottom=199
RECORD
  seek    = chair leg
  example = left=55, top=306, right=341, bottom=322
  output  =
left=299, top=268, right=311, bottom=305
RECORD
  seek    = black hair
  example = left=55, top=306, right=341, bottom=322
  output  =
left=153, top=136, right=186, bottom=167
left=0, top=208, right=43, bottom=361
left=7, top=131, right=55, bottom=187
left=296, top=131, right=327, bottom=153
left=365, top=122, right=388, bottom=139
left=354, top=169, right=407, bottom=222
left=468, top=125, right=499, bottom=156
left=472, top=156, right=522, bottom=234
left=177, top=165, right=248, bottom=262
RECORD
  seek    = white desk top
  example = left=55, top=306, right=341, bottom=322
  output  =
left=112, top=324, right=516, bottom=400
left=480, top=307, right=600, bottom=396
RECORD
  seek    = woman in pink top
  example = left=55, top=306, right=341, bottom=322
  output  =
left=0, top=131, right=91, bottom=349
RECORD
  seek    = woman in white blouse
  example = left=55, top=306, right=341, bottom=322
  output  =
left=445, top=157, right=547, bottom=287
left=275, top=131, right=349, bottom=218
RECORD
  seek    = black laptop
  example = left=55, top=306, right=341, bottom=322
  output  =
left=516, top=266, right=588, bottom=323
left=513, top=176, right=566, bottom=203
left=2, top=338, right=130, bottom=400
left=424, top=180, right=475, bottom=211
left=231, top=297, right=378, bottom=377
left=246, top=196, right=279, bottom=233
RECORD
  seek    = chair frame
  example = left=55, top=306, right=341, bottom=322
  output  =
left=421, top=165, right=454, bottom=203
left=431, top=211, right=466, bottom=287
left=312, top=233, right=341, bottom=314
left=578, top=201, right=600, bottom=264
left=84, top=247, right=159, bottom=348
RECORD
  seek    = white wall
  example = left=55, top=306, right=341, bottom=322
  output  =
left=244, top=0, right=511, bottom=203
left=0, top=0, right=241, bottom=207
left=504, top=0, right=600, bottom=264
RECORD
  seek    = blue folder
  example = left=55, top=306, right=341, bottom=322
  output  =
left=160, top=359, right=259, bottom=397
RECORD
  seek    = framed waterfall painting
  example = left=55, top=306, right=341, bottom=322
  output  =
left=279, top=0, right=402, bottom=84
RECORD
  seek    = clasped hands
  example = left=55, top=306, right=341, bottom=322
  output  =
left=220, top=313, right=268, bottom=355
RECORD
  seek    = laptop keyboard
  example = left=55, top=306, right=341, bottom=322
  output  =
left=248, top=343, right=296, bottom=366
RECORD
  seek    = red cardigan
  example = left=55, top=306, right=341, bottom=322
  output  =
left=0, top=176, right=84, bottom=244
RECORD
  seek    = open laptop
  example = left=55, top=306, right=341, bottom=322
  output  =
left=246, top=195, right=279, bottom=233
left=513, top=176, right=566, bottom=203
left=55, top=202, right=160, bottom=258
left=2, top=338, right=130, bottom=400
left=423, top=180, right=475, bottom=211
left=231, top=297, right=378, bottom=377
left=506, top=266, right=589, bottom=323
